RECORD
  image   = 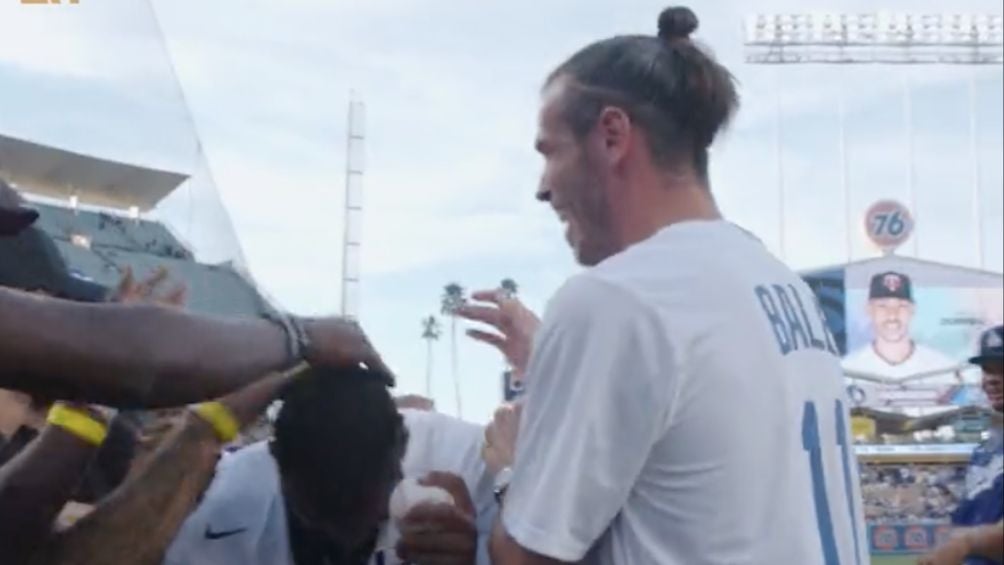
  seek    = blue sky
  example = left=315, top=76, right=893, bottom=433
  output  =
left=0, top=0, right=1001, bottom=423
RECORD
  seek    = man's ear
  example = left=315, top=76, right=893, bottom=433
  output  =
left=595, top=106, right=633, bottom=165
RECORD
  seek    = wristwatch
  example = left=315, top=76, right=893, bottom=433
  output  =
left=262, top=311, right=312, bottom=367
left=493, top=466, right=514, bottom=505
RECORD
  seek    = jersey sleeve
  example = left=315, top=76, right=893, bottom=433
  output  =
left=500, top=275, right=676, bottom=561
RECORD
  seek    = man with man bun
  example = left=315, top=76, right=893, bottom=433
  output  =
left=478, top=7, right=866, bottom=564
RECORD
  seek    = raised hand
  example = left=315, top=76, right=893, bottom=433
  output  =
left=300, top=317, right=393, bottom=381
left=110, top=267, right=187, bottom=307
left=395, top=394, right=436, bottom=412
left=397, top=471, right=477, bottom=565
left=916, top=535, right=970, bottom=565
left=483, top=402, right=522, bottom=475
left=455, top=290, right=540, bottom=380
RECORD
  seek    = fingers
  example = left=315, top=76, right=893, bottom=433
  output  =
left=136, top=266, right=170, bottom=296
left=164, top=284, right=187, bottom=307
left=397, top=537, right=476, bottom=565
left=397, top=504, right=476, bottom=565
left=400, top=503, right=470, bottom=529
left=397, top=545, right=475, bottom=565
left=418, top=472, right=475, bottom=515
left=362, top=350, right=393, bottom=384
left=340, top=320, right=394, bottom=382
left=469, top=289, right=506, bottom=304
left=465, top=328, right=505, bottom=350
left=115, top=266, right=134, bottom=296
left=454, top=304, right=503, bottom=328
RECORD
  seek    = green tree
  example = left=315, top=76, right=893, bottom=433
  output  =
left=440, top=283, right=467, bottom=417
left=420, top=315, right=441, bottom=398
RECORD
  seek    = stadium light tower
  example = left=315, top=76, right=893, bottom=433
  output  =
left=341, top=93, right=365, bottom=320
left=743, top=12, right=1003, bottom=267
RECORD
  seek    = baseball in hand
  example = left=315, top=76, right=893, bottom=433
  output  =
left=389, top=477, right=455, bottom=521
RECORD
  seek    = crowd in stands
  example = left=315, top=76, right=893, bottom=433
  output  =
left=860, top=463, right=968, bottom=524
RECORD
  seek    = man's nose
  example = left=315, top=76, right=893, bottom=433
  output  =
left=536, top=184, right=551, bottom=202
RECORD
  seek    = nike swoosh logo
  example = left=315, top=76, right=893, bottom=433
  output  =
left=204, top=525, right=248, bottom=540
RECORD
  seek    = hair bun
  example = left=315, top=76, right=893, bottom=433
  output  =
left=658, top=6, right=699, bottom=41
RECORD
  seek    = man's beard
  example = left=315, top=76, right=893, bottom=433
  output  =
left=567, top=156, right=616, bottom=266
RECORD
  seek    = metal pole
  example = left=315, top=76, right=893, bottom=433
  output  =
left=341, top=93, right=365, bottom=319
left=775, top=67, right=787, bottom=260
left=968, top=70, right=984, bottom=270
left=838, top=73, right=852, bottom=262
left=903, top=70, right=919, bottom=257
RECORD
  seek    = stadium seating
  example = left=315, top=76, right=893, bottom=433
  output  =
left=32, top=202, right=273, bottom=319
left=860, top=463, right=966, bottom=524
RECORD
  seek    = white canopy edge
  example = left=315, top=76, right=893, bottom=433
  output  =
left=0, top=132, right=188, bottom=212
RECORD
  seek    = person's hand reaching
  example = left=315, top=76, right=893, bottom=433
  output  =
left=300, top=318, right=393, bottom=382
left=455, top=290, right=540, bottom=380
left=216, top=364, right=305, bottom=430
left=482, top=402, right=522, bottom=476
left=397, top=472, right=477, bottom=565
left=916, top=530, right=974, bottom=565
left=110, top=266, right=187, bottom=307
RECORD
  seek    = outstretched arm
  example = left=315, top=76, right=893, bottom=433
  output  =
left=0, top=417, right=102, bottom=563
left=918, top=521, right=1004, bottom=565
left=29, top=369, right=296, bottom=565
left=0, top=287, right=386, bottom=408
left=0, top=287, right=286, bottom=407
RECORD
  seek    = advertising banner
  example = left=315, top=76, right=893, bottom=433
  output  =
left=868, top=524, right=954, bottom=555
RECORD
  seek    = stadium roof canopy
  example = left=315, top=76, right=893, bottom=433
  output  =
left=0, top=133, right=188, bottom=212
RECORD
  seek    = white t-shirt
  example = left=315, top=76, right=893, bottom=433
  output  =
left=502, top=221, right=868, bottom=565
left=163, top=409, right=495, bottom=565
left=842, top=342, right=959, bottom=382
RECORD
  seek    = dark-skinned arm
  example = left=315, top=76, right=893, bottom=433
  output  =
left=0, top=287, right=386, bottom=408
left=917, top=520, right=1004, bottom=565
left=966, top=521, right=1004, bottom=562
left=29, top=370, right=295, bottom=565
left=0, top=422, right=101, bottom=563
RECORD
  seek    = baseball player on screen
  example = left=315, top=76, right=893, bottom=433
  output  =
left=842, top=271, right=957, bottom=382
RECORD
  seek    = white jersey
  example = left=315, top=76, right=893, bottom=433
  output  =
left=502, top=221, right=868, bottom=565
left=163, top=409, right=495, bottom=565
left=842, top=342, right=959, bottom=382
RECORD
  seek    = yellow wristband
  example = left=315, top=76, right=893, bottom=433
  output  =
left=191, top=401, right=239, bottom=443
left=47, top=403, right=108, bottom=446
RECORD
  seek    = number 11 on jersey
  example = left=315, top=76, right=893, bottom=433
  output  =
left=802, top=400, right=862, bottom=565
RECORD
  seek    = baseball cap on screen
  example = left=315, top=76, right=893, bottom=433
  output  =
left=868, top=271, right=912, bottom=302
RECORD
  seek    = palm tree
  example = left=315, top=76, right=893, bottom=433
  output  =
left=500, top=278, right=518, bottom=298
left=440, top=283, right=467, bottom=417
left=420, top=316, right=441, bottom=398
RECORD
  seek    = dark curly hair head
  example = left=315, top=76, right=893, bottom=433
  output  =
left=270, top=365, right=406, bottom=549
